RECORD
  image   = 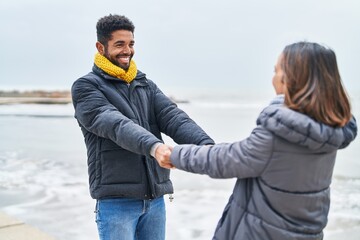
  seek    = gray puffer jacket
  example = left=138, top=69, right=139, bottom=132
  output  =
left=171, top=96, right=357, bottom=240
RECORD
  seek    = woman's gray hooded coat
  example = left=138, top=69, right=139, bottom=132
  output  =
left=170, top=96, right=357, bottom=240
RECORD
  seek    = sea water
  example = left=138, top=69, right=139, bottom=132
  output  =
left=0, top=94, right=359, bottom=240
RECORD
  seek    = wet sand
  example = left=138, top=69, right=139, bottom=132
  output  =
left=0, top=211, right=56, bottom=240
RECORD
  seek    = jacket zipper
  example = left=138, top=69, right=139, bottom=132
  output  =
left=127, top=82, right=156, bottom=199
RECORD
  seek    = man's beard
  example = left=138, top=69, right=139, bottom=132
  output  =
left=104, top=49, right=132, bottom=70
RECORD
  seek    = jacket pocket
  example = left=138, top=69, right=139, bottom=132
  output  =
left=99, top=139, right=142, bottom=185
left=153, top=163, right=170, bottom=184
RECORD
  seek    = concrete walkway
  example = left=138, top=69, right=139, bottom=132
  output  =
left=0, top=212, right=56, bottom=240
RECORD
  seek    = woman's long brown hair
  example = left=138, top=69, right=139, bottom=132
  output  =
left=281, top=42, right=351, bottom=127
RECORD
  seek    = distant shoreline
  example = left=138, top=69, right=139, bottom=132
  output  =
left=0, top=90, right=72, bottom=105
left=0, top=97, right=72, bottom=105
left=0, top=90, right=189, bottom=105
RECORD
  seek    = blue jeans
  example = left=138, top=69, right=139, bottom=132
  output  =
left=95, top=196, right=166, bottom=240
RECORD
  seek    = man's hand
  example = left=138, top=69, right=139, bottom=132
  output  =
left=154, top=144, right=174, bottom=169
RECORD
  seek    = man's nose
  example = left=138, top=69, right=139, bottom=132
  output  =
left=122, top=46, right=131, bottom=55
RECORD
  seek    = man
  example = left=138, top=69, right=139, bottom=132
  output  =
left=71, top=14, right=214, bottom=240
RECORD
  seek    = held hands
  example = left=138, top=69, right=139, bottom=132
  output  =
left=154, top=144, right=174, bottom=169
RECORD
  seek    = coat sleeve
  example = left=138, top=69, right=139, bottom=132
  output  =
left=71, top=78, right=161, bottom=156
left=152, top=82, right=214, bottom=145
left=170, top=126, right=273, bottom=179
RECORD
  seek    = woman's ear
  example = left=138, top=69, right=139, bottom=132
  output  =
left=96, top=41, right=105, bottom=55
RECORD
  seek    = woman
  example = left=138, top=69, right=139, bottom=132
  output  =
left=157, top=42, right=357, bottom=239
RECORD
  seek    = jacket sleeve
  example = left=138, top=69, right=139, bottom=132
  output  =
left=71, top=78, right=161, bottom=156
left=170, top=126, right=273, bottom=179
left=152, top=82, right=214, bottom=145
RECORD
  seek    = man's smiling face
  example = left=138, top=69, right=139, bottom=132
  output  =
left=100, top=29, right=135, bottom=70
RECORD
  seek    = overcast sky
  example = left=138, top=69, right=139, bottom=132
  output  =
left=1, top=0, right=359, bottom=97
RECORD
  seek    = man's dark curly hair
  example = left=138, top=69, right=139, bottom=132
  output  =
left=96, top=14, right=135, bottom=45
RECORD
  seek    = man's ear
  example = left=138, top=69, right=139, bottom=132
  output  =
left=96, top=41, right=105, bottom=55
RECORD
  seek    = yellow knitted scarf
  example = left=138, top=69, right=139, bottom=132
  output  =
left=94, top=52, right=137, bottom=83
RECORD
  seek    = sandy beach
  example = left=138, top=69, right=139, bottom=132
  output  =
left=0, top=211, right=56, bottom=240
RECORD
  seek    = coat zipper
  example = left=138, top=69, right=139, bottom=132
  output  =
left=127, top=82, right=157, bottom=199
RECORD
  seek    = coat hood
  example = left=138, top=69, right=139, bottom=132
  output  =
left=257, top=95, right=357, bottom=152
